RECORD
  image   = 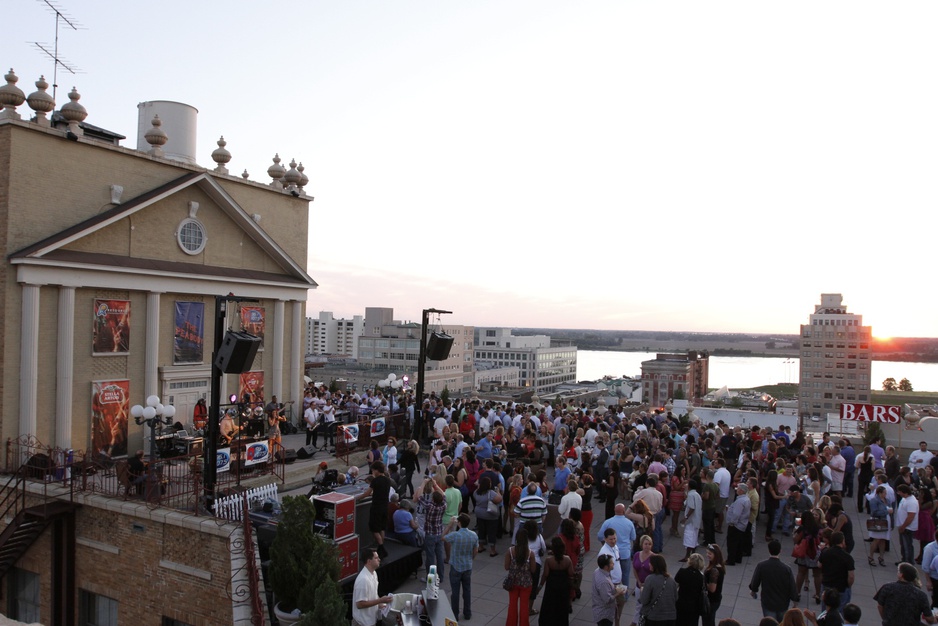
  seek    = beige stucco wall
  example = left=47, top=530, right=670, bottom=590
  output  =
left=0, top=121, right=312, bottom=457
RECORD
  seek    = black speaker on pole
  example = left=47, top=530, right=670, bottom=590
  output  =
left=426, top=331, right=454, bottom=361
left=214, top=331, right=262, bottom=373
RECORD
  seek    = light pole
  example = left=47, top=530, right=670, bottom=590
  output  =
left=130, top=395, right=176, bottom=501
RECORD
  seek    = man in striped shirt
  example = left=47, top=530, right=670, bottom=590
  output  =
left=512, top=482, right=548, bottom=542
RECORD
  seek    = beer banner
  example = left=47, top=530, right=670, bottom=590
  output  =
left=240, top=306, right=265, bottom=349
left=93, top=299, right=130, bottom=355
left=239, top=371, right=265, bottom=405
left=92, top=380, right=130, bottom=458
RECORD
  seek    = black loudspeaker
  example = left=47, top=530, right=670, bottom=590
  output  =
left=297, top=444, right=317, bottom=459
left=426, top=331, right=454, bottom=361
left=214, top=331, right=261, bottom=373
left=276, top=448, right=297, bottom=464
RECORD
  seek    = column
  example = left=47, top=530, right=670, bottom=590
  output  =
left=291, top=300, right=304, bottom=404
left=19, top=284, right=40, bottom=439
left=272, top=300, right=284, bottom=401
left=145, top=292, right=161, bottom=398
left=55, top=286, right=76, bottom=449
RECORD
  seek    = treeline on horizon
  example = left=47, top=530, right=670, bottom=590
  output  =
left=513, top=328, right=938, bottom=363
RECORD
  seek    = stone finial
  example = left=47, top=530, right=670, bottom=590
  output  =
left=26, top=75, right=55, bottom=126
left=241, top=169, right=249, bottom=180
left=144, top=114, right=168, bottom=157
left=60, top=86, right=88, bottom=136
left=211, top=136, right=231, bottom=174
left=283, top=158, right=301, bottom=192
left=297, top=162, right=309, bottom=192
left=0, top=68, right=27, bottom=120
left=267, top=153, right=285, bottom=189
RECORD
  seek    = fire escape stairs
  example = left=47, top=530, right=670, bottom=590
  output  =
left=0, top=500, right=80, bottom=580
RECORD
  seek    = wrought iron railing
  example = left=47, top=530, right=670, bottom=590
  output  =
left=3, top=435, right=285, bottom=514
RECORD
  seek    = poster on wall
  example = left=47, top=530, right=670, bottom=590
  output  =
left=239, top=371, right=265, bottom=405
left=92, top=380, right=130, bottom=458
left=173, top=302, right=205, bottom=364
left=92, top=299, right=131, bottom=355
left=240, top=306, right=265, bottom=349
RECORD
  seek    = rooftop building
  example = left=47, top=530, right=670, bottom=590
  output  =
left=641, top=351, right=710, bottom=405
left=798, top=293, right=873, bottom=418
left=473, top=328, right=577, bottom=393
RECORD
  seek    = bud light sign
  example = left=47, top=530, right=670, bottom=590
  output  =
left=839, top=403, right=901, bottom=424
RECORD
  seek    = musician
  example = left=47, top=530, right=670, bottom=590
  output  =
left=219, top=409, right=238, bottom=445
left=265, top=395, right=281, bottom=418
left=322, top=399, right=337, bottom=447
left=193, top=398, right=208, bottom=431
left=305, top=403, right=320, bottom=447
left=268, top=407, right=285, bottom=452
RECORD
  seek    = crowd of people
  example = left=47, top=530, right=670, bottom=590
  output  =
left=342, top=392, right=938, bottom=626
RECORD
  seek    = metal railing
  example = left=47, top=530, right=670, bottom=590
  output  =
left=3, top=435, right=285, bottom=514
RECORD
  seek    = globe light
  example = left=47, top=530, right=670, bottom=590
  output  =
left=143, top=406, right=157, bottom=420
left=130, top=405, right=144, bottom=418
left=163, top=405, right=176, bottom=419
left=146, top=395, right=160, bottom=407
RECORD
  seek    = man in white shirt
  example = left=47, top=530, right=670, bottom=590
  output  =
left=352, top=547, right=393, bottom=626
left=304, top=403, right=319, bottom=447
left=896, top=483, right=920, bottom=564
left=681, top=479, right=703, bottom=561
left=712, top=459, right=732, bottom=533
left=433, top=415, right=448, bottom=439
left=828, top=446, right=846, bottom=496
left=910, top=441, right=935, bottom=471
left=558, top=477, right=583, bottom=520
left=597, top=528, right=627, bottom=624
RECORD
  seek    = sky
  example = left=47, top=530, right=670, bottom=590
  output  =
left=4, top=1, right=937, bottom=338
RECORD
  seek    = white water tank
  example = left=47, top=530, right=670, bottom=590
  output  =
left=136, top=100, right=199, bottom=164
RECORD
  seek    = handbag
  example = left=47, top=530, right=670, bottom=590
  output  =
left=502, top=547, right=525, bottom=590
left=867, top=518, right=888, bottom=532
left=486, top=493, right=499, bottom=516
left=638, top=583, right=665, bottom=626
left=699, top=573, right=711, bottom=616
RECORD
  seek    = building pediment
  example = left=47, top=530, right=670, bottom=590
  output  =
left=9, top=172, right=317, bottom=290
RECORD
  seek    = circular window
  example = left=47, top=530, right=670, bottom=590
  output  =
left=177, top=218, right=207, bottom=255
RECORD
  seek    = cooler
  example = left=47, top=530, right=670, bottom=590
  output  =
left=336, top=533, right=359, bottom=581
left=313, top=491, right=356, bottom=539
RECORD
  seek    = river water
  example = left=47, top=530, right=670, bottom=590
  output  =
left=576, top=350, right=938, bottom=393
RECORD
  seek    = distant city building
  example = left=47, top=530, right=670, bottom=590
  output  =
left=798, top=293, right=872, bottom=418
left=641, top=351, right=710, bottom=405
left=473, top=362, right=521, bottom=390
left=306, top=311, right=364, bottom=357
left=357, top=308, right=474, bottom=395
left=473, top=328, right=577, bottom=393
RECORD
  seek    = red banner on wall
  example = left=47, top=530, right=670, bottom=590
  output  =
left=839, top=403, right=901, bottom=424
left=92, top=380, right=130, bottom=457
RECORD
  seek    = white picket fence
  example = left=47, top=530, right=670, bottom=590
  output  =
left=213, top=483, right=279, bottom=521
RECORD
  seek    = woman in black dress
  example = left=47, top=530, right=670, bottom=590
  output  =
left=537, top=536, right=573, bottom=625
left=703, top=544, right=725, bottom=626
left=674, top=553, right=705, bottom=626
left=604, top=460, right=619, bottom=521
left=855, top=445, right=874, bottom=512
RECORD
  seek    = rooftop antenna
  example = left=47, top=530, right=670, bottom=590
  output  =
left=30, top=0, right=83, bottom=101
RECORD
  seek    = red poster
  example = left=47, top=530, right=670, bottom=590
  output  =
left=92, top=380, right=130, bottom=458
left=93, top=299, right=131, bottom=355
left=240, top=306, right=265, bottom=349
left=239, top=371, right=265, bottom=405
